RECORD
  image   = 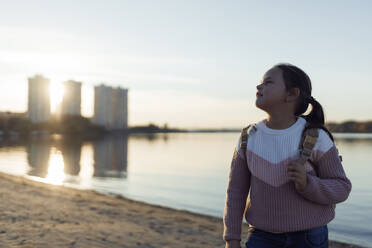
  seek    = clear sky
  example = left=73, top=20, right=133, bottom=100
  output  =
left=0, top=0, right=370, bottom=128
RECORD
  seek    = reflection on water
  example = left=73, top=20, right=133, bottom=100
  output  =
left=93, top=135, right=128, bottom=178
left=59, top=138, right=82, bottom=176
left=45, top=148, right=65, bottom=185
left=129, top=133, right=170, bottom=142
left=0, top=132, right=371, bottom=247
left=27, top=139, right=50, bottom=178
left=23, top=134, right=129, bottom=184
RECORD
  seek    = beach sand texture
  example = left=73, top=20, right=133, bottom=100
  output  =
left=0, top=172, right=364, bottom=248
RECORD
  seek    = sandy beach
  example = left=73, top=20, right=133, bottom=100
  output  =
left=0, top=172, right=364, bottom=248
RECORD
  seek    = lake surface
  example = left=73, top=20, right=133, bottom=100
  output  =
left=0, top=132, right=371, bottom=247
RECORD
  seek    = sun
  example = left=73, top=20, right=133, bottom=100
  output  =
left=50, top=81, right=65, bottom=113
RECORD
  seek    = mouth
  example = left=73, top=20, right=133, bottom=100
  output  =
left=256, top=92, right=263, bottom=97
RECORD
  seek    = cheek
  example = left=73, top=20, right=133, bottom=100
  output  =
left=267, top=88, right=286, bottom=100
left=260, top=93, right=284, bottom=106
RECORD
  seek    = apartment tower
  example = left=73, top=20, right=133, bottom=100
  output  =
left=61, top=80, right=82, bottom=116
left=27, top=74, right=51, bottom=123
left=93, top=84, right=128, bottom=129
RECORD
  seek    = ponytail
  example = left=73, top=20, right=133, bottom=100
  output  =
left=300, top=96, right=334, bottom=142
left=274, top=63, right=335, bottom=142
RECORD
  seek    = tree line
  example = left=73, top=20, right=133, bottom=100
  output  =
left=326, top=120, right=372, bottom=133
left=0, top=114, right=371, bottom=136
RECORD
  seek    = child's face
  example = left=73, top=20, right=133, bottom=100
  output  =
left=255, top=67, right=289, bottom=112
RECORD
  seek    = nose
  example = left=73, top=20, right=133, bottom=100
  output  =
left=256, top=84, right=262, bottom=90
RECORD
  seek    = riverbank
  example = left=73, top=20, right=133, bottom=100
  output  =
left=0, top=172, right=364, bottom=248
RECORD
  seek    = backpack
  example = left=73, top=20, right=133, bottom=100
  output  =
left=239, top=122, right=342, bottom=176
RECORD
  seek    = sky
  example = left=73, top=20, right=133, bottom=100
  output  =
left=0, top=0, right=371, bottom=129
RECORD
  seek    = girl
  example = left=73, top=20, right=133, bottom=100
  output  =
left=223, top=63, right=352, bottom=248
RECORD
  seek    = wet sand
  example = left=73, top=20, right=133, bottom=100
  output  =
left=0, top=172, right=364, bottom=248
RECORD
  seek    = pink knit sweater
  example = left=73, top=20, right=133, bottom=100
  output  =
left=222, top=117, right=352, bottom=241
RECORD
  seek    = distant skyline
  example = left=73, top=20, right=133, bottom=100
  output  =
left=0, top=0, right=371, bottom=128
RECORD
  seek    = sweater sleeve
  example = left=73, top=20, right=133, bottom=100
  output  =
left=296, top=143, right=352, bottom=205
left=222, top=138, right=251, bottom=242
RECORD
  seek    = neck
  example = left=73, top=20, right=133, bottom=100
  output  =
left=264, top=115, right=298, bottom=130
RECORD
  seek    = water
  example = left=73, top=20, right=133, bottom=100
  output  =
left=0, top=132, right=371, bottom=247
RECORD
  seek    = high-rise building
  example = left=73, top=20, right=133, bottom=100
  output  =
left=93, top=85, right=113, bottom=128
left=61, top=80, right=81, bottom=116
left=93, top=84, right=128, bottom=129
left=27, top=75, right=51, bottom=123
left=112, top=87, right=128, bottom=129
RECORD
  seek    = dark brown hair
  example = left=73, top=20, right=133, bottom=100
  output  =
left=273, top=63, right=334, bottom=142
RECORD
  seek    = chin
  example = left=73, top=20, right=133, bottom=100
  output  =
left=255, top=103, right=264, bottom=111
left=255, top=99, right=263, bottom=108
left=255, top=101, right=268, bottom=112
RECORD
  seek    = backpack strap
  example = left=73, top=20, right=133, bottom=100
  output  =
left=240, top=124, right=256, bottom=217
left=297, top=123, right=343, bottom=176
left=336, top=148, right=343, bottom=162
left=297, top=124, right=319, bottom=175
left=239, top=124, right=257, bottom=163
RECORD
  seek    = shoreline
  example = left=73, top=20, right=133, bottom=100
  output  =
left=0, top=172, right=365, bottom=248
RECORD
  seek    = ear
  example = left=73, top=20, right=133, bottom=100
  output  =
left=285, top=87, right=300, bottom=102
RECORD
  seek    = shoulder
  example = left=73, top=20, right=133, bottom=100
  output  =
left=313, top=128, right=335, bottom=154
left=235, top=124, right=258, bottom=151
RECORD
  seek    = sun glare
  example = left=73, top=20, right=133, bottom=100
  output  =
left=45, top=149, right=66, bottom=185
left=50, top=81, right=64, bottom=113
